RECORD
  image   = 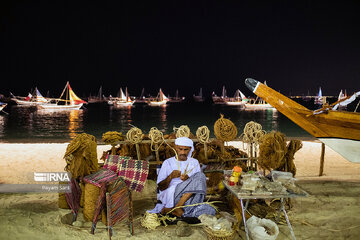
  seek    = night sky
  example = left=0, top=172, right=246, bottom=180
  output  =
left=1, top=0, right=359, bottom=99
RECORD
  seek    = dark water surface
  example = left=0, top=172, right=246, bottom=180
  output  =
left=0, top=102, right=316, bottom=143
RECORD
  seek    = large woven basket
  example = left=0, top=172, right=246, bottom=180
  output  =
left=203, top=225, right=235, bottom=240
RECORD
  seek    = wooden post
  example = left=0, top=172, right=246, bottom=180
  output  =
left=106, top=193, right=112, bottom=240
left=220, top=140, right=225, bottom=157
left=129, top=190, right=134, bottom=235
left=319, top=143, right=325, bottom=176
left=204, top=143, right=208, bottom=161
left=155, top=144, right=160, bottom=164
left=111, top=145, right=116, bottom=155
left=135, top=143, right=141, bottom=160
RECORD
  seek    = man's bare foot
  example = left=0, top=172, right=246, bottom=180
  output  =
left=172, top=208, right=184, bottom=217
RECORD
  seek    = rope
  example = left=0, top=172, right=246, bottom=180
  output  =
left=173, top=125, right=191, bottom=138
left=241, top=121, right=266, bottom=145
left=102, top=131, right=124, bottom=146
left=140, top=212, right=161, bottom=230
left=258, top=131, right=287, bottom=171
left=213, top=114, right=237, bottom=141
left=148, top=127, right=164, bottom=151
left=126, top=127, right=143, bottom=144
left=141, top=201, right=222, bottom=229
left=196, top=126, right=210, bottom=144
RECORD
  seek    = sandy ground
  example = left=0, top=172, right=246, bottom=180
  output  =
left=0, top=141, right=360, bottom=239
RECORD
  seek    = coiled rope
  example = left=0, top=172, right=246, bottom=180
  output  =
left=240, top=121, right=266, bottom=145
left=126, top=127, right=143, bottom=144
left=213, top=114, right=237, bottom=142
left=258, top=131, right=287, bottom=171
left=126, top=126, right=144, bottom=160
left=141, top=212, right=161, bottom=230
left=196, top=126, right=210, bottom=144
left=140, top=201, right=221, bottom=229
left=148, top=127, right=164, bottom=152
left=173, top=125, right=191, bottom=138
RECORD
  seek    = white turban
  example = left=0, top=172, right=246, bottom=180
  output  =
left=175, top=137, right=194, bottom=158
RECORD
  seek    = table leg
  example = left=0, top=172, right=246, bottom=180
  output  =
left=240, top=199, right=250, bottom=240
left=280, top=198, right=296, bottom=240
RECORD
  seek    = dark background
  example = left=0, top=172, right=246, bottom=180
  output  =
left=1, top=0, right=359, bottom=98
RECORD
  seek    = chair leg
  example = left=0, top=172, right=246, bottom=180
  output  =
left=106, top=193, right=112, bottom=240
left=129, top=190, right=134, bottom=235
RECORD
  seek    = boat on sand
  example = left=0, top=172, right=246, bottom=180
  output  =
left=245, top=78, right=360, bottom=163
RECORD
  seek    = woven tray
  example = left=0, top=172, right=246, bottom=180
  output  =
left=203, top=225, right=235, bottom=240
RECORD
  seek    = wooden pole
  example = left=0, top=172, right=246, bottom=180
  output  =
left=129, top=190, right=134, bottom=235
left=106, top=193, right=112, bottom=240
left=204, top=143, right=208, bottom=161
left=155, top=144, right=160, bottom=164
left=319, top=143, right=325, bottom=176
left=135, top=144, right=141, bottom=160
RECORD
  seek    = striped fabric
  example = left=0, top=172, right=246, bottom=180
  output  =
left=65, top=178, right=81, bottom=220
left=83, top=169, right=118, bottom=188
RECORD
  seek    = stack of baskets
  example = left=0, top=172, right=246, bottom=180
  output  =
left=203, top=225, right=235, bottom=240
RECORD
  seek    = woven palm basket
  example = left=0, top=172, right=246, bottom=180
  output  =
left=203, top=225, right=235, bottom=240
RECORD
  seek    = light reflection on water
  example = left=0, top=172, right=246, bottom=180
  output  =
left=0, top=103, right=312, bottom=143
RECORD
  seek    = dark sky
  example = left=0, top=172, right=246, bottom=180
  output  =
left=1, top=0, right=359, bottom=98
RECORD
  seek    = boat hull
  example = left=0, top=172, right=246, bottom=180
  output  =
left=244, top=103, right=274, bottom=109
left=147, top=101, right=167, bottom=106
left=37, top=103, right=83, bottom=110
left=245, top=78, right=360, bottom=163
left=12, top=99, right=47, bottom=106
left=225, top=101, right=245, bottom=106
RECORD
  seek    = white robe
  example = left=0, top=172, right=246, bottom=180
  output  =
left=148, top=156, right=201, bottom=213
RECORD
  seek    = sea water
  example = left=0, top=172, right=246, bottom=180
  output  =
left=0, top=101, right=321, bottom=143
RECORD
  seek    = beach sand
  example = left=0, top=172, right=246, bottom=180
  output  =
left=0, top=141, right=359, bottom=239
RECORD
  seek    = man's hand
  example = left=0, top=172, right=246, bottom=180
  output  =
left=170, top=170, right=181, bottom=179
left=180, top=174, right=189, bottom=181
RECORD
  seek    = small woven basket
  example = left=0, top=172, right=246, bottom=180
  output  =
left=203, top=225, right=235, bottom=240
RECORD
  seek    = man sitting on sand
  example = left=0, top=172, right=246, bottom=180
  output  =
left=148, top=137, right=215, bottom=218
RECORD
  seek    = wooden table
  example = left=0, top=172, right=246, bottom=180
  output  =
left=223, top=180, right=308, bottom=240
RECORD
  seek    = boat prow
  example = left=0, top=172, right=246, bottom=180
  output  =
left=245, top=78, right=360, bottom=163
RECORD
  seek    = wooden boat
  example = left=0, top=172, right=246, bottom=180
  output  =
left=212, top=86, right=226, bottom=104
left=314, top=87, right=324, bottom=105
left=88, top=86, right=106, bottom=104
left=112, top=87, right=133, bottom=107
left=193, top=88, right=205, bottom=102
left=245, top=78, right=360, bottom=163
left=11, top=88, right=49, bottom=106
left=244, top=97, right=274, bottom=110
left=168, top=89, right=185, bottom=103
left=37, top=82, right=86, bottom=110
left=147, top=88, right=168, bottom=106
left=224, top=89, right=246, bottom=106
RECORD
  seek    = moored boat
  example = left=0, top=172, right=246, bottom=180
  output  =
left=37, top=82, right=86, bottom=110
left=245, top=78, right=360, bottom=163
left=11, top=88, right=49, bottom=106
left=147, top=88, right=169, bottom=106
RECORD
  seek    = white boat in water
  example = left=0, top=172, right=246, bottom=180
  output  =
left=37, top=82, right=86, bottom=110
left=147, top=88, right=169, bottom=106
left=11, top=88, right=49, bottom=106
left=225, top=89, right=246, bottom=106
left=110, top=87, right=134, bottom=107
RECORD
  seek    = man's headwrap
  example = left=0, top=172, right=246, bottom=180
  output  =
left=175, top=137, right=194, bottom=158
